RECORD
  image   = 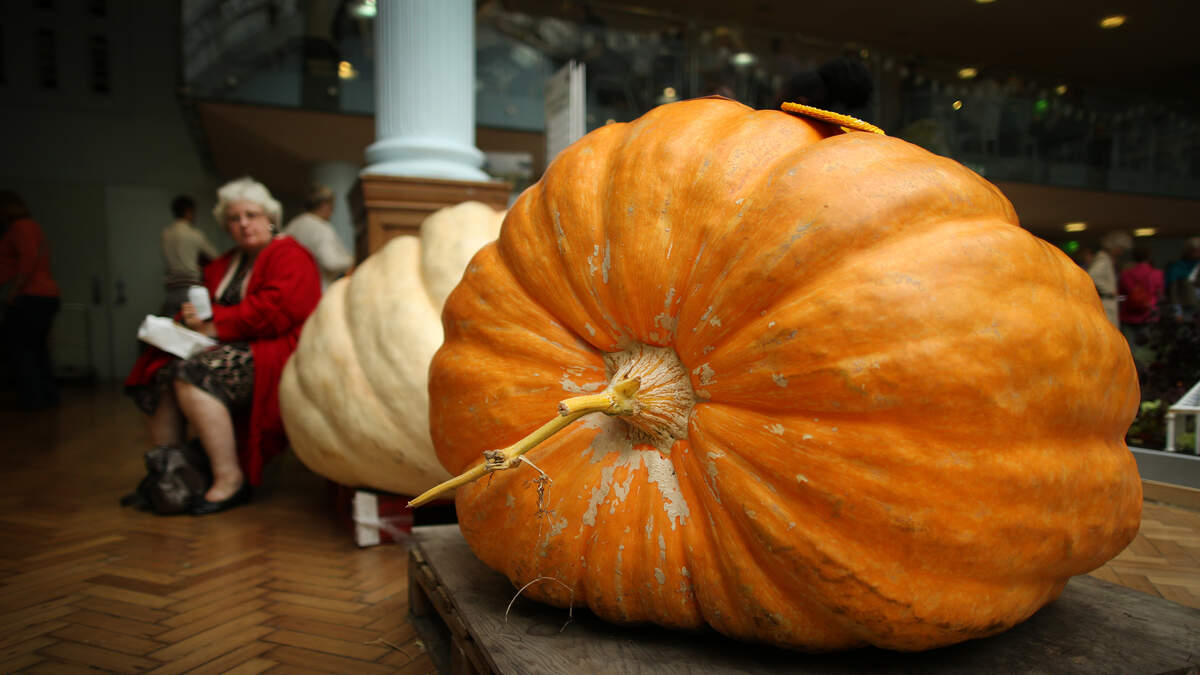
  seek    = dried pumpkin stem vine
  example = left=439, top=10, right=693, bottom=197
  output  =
left=408, top=378, right=642, bottom=507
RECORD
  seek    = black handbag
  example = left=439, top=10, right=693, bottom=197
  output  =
left=120, top=441, right=212, bottom=515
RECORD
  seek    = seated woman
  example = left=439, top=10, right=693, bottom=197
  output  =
left=126, top=177, right=321, bottom=514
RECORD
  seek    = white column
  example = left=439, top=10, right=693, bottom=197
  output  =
left=363, top=0, right=487, bottom=181
left=311, top=161, right=359, bottom=251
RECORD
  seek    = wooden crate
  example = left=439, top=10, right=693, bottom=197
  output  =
left=406, top=524, right=1200, bottom=674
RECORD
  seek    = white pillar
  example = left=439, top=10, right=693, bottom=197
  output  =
left=363, top=0, right=487, bottom=181
left=311, top=161, right=359, bottom=252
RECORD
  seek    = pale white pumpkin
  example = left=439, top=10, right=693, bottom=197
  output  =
left=279, top=201, right=505, bottom=496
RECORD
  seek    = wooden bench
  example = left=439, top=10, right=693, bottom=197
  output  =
left=407, top=524, right=1200, bottom=674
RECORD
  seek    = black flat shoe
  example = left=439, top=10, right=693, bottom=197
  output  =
left=190, top=481, right=252, bottom=515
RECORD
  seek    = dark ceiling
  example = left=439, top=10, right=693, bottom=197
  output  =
left=502, top=0, right=1200, bottom=106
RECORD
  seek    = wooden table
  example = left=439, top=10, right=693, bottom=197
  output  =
left=407, top=525, right=1200, bottom=674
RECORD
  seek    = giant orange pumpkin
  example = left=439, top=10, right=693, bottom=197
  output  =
left=423, top=98, right=1141, bottom=651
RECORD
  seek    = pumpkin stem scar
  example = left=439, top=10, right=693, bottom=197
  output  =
left=407, top=378, right=643, bottom=507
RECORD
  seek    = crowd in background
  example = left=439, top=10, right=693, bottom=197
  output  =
left=1080, top=232, right=1200, bottom=367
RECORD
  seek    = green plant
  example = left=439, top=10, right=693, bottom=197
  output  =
left=1126, top=318, right=1200, bottom=454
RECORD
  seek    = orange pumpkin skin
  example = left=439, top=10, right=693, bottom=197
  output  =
left=428, top=98, right=1141, bottom=651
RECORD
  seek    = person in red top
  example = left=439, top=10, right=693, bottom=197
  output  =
left=126, top=177, right=320, bottom=514
left=0, top=191, right=61, bottom=410
left=1118, top=247, right=1165, bottom=351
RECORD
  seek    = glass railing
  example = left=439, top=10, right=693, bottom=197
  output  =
left=180, top=1, right=1200, bottom=200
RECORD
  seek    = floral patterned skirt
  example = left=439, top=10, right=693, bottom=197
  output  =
left=130, top=343, right=255, bottom=415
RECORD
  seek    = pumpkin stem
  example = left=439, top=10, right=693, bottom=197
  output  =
left=408, top=378, right=642, bottom=507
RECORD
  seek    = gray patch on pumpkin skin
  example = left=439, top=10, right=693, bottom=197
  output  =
left=655, top=568, right=666, bottom=585
left=653, top=288, right=678, bottom=335
left=692, top=363, right=716, bottom=386
left=602, top=240, right=612, bottom=284
left=587, top=244, right=600, bottom=278
left=538, top=515, right=569, bottom=558
left=704, top=451, right=724, bottom=504
left=653, top=313, right=677, bottom=334
left=772, top=373, right=788, bottom=387
left=577, top=416, right=691, bottom=530
left=581, top=464, right=616, bottom=527
left=560, top=370, right=606, bottom=394
left=553, top=211, right=566, bottom=252
left=609, top=470, right=638, bottom=510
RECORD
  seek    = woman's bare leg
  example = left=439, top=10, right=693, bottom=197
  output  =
left=147, top=387, right=186, bottom=447
left=174, top=380, right=244, bottom=502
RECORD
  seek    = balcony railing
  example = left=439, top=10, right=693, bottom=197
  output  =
left=180, top=2, right=1200, bottom=200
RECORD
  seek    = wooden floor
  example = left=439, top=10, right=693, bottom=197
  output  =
left=1, top=383, right=1198, bottom=673
left=0, top=382, right=435, bottom=674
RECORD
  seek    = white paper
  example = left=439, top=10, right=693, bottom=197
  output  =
left=136, top=315, right=218, bottom=359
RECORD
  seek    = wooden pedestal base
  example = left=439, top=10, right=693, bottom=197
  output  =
left=351, top=174, right=512, bottom=260
left=407, top=524, right=1200, bottom=674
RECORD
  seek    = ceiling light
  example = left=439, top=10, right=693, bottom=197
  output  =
left=730, top=52, right=757, bottom=67
left=1064, top=222, right=1087, bottom=232
left=957, top=67, right=978, bottom=80
left=663, top=87, right=676, bottom=98
left=974, top=0, right=996, bottom=4
left=337, top=61, right=357, bottom=80
left=1099, top=14, right=1126, bottom=29
left=1134, top=227, right=1157, bottom=237
left=952, top=100, right=963, bottom=111
left=1054, top=84, right=1068, bottom=95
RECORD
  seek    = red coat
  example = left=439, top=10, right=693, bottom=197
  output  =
left=126, top=236, right=321, bottom=485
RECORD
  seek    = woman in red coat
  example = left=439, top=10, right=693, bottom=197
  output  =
left=126, top=177, right=320, bottom=514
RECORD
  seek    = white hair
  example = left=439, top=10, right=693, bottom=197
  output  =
left=1100, top=231, right=1133, bottom=252
left=213, top=177, right=282, bottom=227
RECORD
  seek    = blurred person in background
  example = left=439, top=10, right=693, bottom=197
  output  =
left=1118, top=247, right=1164, bottom=357
left=283, top=184, right=353, bottom=291
left=126, top=177, right=320, bottom=514
left=1165, top=237, right=1200, bottom=321
left=1088, top=231, right=1132, bottom=329
left=161, top=194, right=218, bottom=317
left=0, top=190, right=61, bottom=410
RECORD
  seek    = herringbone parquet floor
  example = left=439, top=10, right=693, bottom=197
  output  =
left=0, top=382, right=435, bottom=674
left=1, top=383, right=1198, bottom=673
